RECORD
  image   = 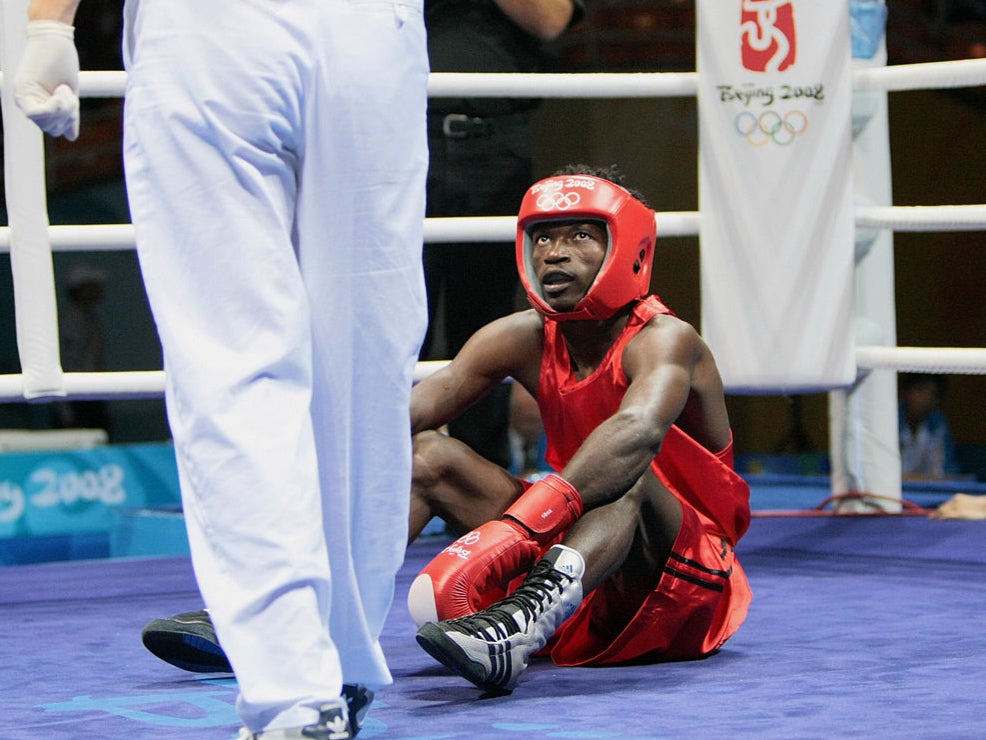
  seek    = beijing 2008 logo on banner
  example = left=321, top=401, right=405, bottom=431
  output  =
left=713, top=0, right=824, bottom=146
left=740, top=0, right=796, bottom=72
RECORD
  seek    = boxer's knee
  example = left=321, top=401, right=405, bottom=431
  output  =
left=412, top=430, right=458, bottom=493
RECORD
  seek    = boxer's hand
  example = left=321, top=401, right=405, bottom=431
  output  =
left=407, top=474, right=584, bottom=626
left=14, top=20, right=80, bottom=141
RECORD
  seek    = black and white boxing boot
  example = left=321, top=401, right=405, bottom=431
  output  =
left=415, top=544, right=585, bottom=692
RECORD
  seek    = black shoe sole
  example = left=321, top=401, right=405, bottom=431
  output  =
left=415, top=623, right=510, bottom=693
left=141, top=620, right=232, bottom=674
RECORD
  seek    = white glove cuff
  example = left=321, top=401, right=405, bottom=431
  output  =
left=25, top=20, right=75, bottom=40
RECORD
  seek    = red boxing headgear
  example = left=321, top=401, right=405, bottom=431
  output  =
left=515, top=174, right=657, bottom=321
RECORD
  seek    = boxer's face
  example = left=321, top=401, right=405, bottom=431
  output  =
left=528, top=219, right=608, bottom=313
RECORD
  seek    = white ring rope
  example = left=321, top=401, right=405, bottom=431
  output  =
left=854, top=205, right=986, bottom=232
left=0, top=362, right=456, bottom=403
left=4, top=58, right=985, bottom=99
left=0, top=370, right=165, bottom=402
left=851, top=57, right=986, bottom=93
left=5, top=202, right=986, bottom=254
left=0, top=213, right=706, bottom=252
left=2, top=42, right=986, bottom=401
left=6, top=204, right=986, bottom=255
left=856, top=347, right=986, bottom=375
left=0, top=224, right=135, bottom=252
left=4, top=347, right=984, bottom=403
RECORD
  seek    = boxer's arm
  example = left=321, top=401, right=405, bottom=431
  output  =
left=411, top=311, right=542, bottom=434
left=560, top=316, right=716, bottom=510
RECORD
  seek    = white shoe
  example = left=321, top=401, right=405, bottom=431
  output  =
left=237, top=699, right=352, bottom=740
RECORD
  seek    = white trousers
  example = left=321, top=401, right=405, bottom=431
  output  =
left=122, top=0, right=428, bottom=731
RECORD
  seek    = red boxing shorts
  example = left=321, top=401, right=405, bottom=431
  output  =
left=545, top=502, right=752, bottom=666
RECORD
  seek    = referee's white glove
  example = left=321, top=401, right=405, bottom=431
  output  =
left=13, top=20, right=80, bottom=141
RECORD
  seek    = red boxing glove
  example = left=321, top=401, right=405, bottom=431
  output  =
left=407, top=474, right=584, bottom=626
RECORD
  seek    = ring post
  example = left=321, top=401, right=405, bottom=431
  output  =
left=829, top=0, right=901, bottom=512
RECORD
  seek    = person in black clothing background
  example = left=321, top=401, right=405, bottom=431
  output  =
left=423, top=0, right=585, bottom=469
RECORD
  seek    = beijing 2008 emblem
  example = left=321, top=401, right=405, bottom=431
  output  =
left=740, top=0, right=797, bottom=73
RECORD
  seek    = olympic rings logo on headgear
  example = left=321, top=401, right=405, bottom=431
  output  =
left=535, top=190, right=582, bottom=211
left=734, top=110, right=808, bottom=146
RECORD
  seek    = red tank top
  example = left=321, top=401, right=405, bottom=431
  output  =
left=538, top=295, right=673, bottom=470
left=537, top=295, right=750, bottom=544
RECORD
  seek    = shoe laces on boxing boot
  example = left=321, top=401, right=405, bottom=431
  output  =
left=415, top=544, right=584, bottom=692
left=237, top=699, right=352, bottom=740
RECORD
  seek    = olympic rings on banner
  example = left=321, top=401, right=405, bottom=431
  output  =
left=535, top=190, right=582, bottom=211
left=734, top=109, right=808, bottom=146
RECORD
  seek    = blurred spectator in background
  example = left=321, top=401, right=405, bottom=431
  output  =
left=422, top=0, right=584, bottom=469
left=51, top=264, right=112, bottom=435
left=898, top=372, right=959, bottom=480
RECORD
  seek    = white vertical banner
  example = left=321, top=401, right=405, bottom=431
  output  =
left=697, top=0, right=856, bottom=393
